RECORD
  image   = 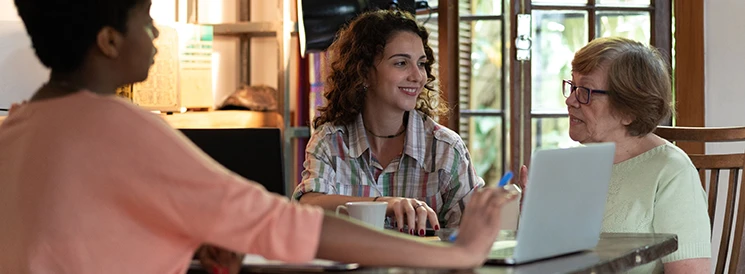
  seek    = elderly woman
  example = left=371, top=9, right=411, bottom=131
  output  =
left=293, top=9, right=484, bottom=234
left=523, top=37, right=711, bottom=273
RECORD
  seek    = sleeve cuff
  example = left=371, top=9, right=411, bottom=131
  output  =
left=661, top=242, right=711, bottom=263
left=291, top=182, right=330, bottom=201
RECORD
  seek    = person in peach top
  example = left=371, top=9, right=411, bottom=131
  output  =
left=0, top=1, right=516, bottom=273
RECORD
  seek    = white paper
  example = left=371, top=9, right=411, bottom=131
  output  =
left=242, top=254, right=347, bottom=267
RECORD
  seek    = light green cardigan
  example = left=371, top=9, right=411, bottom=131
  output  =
left=603, top=142, right=711, bottom=273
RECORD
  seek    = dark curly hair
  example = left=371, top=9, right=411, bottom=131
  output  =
left=14, top=0, right=148, bottom=73
left=313, top=9, right=447, bottom=128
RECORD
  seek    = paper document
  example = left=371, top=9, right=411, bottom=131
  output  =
left=241, top=254, right=359, bottom=272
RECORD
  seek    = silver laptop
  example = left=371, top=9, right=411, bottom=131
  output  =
left=488, top=142, right=615, bottom=265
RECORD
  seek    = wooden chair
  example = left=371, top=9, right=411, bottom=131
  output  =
left=654, top=126, right=745, bottom=274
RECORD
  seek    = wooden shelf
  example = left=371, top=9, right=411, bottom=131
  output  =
left=160, top=110, right=282, bottom=129
left=210, top=22, right=277, bottom=36
left=208, top=21, right=298, bottom=37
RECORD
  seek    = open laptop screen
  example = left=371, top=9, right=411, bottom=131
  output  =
left=179, top=128, right=285, bottom=196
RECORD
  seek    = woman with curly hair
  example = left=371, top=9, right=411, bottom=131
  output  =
left=0, top=1, right=517, bottom=273
left=294, top=9, right=485, bottom=235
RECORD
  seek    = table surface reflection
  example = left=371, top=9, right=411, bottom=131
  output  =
left=350, top=233, right=677, bottom=274
left=189, top=233, right=677, bottom=274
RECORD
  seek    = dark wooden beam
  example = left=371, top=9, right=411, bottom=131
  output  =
left=673, top=0, right=705, bottom=154
left=437, top=0, right=459, bottom=131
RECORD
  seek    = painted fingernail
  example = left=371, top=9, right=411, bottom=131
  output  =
left=419, top=229, right=425, bottom=236
left=409, top=229, right=414, bottom=235
left=399, top=228, right=404, bottom=233
left=212, top=266, right=228, bottom=274
left=434, top=225, right=440, bottom=231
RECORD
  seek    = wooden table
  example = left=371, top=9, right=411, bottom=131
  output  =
left=189, top=233, right=677, bottom=274
left=348, top=233, right=677, bottom=274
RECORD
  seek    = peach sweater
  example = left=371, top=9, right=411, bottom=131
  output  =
left=0, top=91, right=324, bottom=273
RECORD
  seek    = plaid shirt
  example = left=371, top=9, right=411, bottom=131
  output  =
left=293, top=111, right=484, bottom=227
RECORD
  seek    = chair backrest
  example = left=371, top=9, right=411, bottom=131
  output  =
left=655, top=126, right=745, bottom=274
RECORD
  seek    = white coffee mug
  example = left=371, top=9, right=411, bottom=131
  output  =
left=335, top=201, right=388, bottom=229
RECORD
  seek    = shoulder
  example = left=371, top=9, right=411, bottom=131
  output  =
left=637, top=143, right=703, bottom=194
left=612, top=142, right=703, bottom=200
left=312, top=122, right=347, bottom=139
left=423, top=115, right=466, bottom=150
left=307, top=122, right=348, bottom=153
left=43, top=92, right=169, bottom=139
left=622, top=142, right=696, bottom=176
left=415, top=111, right=469, bottom=160
left=652, top=143, right=699, bottom=180
left=92, top=96, right=177, bottom=139
left=653, top=142, right=696, bottom=168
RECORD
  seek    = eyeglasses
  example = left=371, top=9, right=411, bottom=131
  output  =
left=562, top=80, right=609, bottom=104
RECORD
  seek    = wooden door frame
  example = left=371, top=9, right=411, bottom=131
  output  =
left=673, top=0, right=705, bottom=154
left=437, top=0, right=460, bottom=130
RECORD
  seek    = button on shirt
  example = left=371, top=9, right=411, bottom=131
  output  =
left=293, top=111, right=484, bottom=227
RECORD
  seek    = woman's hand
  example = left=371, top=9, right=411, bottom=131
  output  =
left=518, top=165, right=528, bottom=191
left=517, top=165, right=528, bottom=212
left=196, top=245, right=243, bottom=274
left=314, top=188, right=517, bottom=268
left=379, top=197, right=438, bottom=236
left=453, top=186, right=518, bottom=262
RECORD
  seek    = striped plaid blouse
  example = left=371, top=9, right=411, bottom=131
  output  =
left=293, top=111, right=484, bottom=227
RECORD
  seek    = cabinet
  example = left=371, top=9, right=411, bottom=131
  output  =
left=199, top=0, right=310, bottom=197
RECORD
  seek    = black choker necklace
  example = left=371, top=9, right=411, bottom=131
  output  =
left=366, top=126, right=406, bottom=139
left=365, top=112, right=409, bottom=139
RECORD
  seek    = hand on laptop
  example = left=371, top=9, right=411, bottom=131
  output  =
left=378, top=197, right=439, bottom=236
left=454, top=187, right=517, bottom=260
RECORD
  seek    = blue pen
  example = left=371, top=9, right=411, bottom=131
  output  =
left=497, top=171, right=514, bottom=188
left=447, top=229, right=459, bottom=242
left=448, top=171, right=514, bottom=242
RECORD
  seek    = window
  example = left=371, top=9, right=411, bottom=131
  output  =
left=434, top=0, right=672, bottom=179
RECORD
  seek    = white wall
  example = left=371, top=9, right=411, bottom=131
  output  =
left=0, top=0, right=48, bottom=108
left=705, top=0, right=745, bottom=131
left=0, top=0, right=19, bottom=21
left=0, top=0, right=249, bottom=110
left=705, top=1, right=745, bottom=271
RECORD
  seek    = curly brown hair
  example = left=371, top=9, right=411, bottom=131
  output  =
left=312, top=9, right=447, bottom=128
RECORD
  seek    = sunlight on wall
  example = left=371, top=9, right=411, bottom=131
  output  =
left=211, top=51, right=221, bottom=102
left=201, top=0, right=225, bottom=23
left=151, top=0, right=176, bottom=23
left=146, top=0, right=276, bottom=109
left=0, top=0, right=19, bottom=21
left=146, top=0, right=236, bottom=109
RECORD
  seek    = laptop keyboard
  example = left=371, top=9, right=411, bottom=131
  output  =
left=489, top=240, right=518, bottom=259
left=490, top=246, right=515, bottom=258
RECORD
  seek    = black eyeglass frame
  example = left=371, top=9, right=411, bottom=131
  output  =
left=562, top=79, right=609, bottom=104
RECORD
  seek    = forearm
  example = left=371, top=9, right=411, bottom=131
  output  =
left=298, top=192, right=378, bottom=211
left=663, top=258, right=711, bottom=273
left=315, top=213, right=477, bottom=268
